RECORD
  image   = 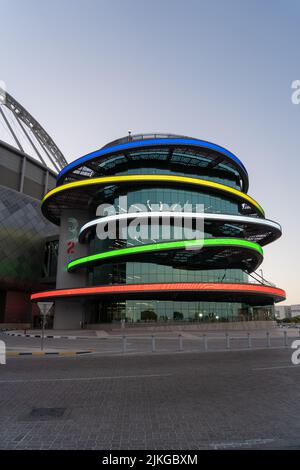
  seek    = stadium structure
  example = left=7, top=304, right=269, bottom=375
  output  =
left=0, top=88, right=66, bottom=326
left=29, top=133, right=286, bottom=329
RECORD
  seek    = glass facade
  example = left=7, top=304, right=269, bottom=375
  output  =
left=92, top=187, right=242, bottom=217
left=89, top=262, right=248, bottom=286
left=86, top=262, right=257, bottom=322
left=86, top=171, right=252, bottom=322
left=35, top=135, right=284, bottom=328
left=79, top=144, right=244, bottom=191
left=115, top=165, right=240, bottom=189
left=85, top=299, right=274, bottom=324
left=78, top=153, right=265, bottom=323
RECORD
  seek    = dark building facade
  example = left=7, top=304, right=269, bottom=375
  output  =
left=31, top=134, right=285, bottom=328
left=0, top=140, right=58, bottom=324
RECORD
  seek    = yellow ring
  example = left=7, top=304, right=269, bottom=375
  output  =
left=42, top=175, right=264, bottom=216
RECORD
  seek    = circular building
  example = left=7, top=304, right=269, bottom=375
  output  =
left=31, top=134, right=286, bottom=328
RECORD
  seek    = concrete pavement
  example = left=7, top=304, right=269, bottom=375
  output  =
left=0, top=348, right=299, bottom=449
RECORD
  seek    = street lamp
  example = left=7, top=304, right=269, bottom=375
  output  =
left=216, top=315, right=219, bottom=320
left=198, top=313, right=203, bottom=322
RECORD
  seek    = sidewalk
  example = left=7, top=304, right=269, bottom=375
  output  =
left=3, top=329, right=107, bottom=339
left=3, top=326, right=299, bottom=339
left=2, top=327, right=299, bottom=359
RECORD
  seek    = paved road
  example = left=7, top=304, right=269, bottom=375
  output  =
left=0, top=347, right=299, bottom=449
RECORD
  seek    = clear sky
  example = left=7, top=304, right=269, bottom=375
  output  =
left=0, top=0, right=299, bottom=304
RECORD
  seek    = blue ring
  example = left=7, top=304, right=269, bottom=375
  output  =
left=58, top=138, right=248, bottom=189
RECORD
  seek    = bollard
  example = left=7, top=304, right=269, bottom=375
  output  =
left=203, top=334, right=208, bottom=352
left=122, top=335, right=127, bottom=353
left=247, top=332, right=252, bottom=349
left=151, top=335, right=156, bottom=352
left=225, top=333, right=230, bottom=350
left=266, top=331, right=271, bottom=348
left=284, top=330, right=288, bottom=348
left=178, top=334, right=183, bottom=351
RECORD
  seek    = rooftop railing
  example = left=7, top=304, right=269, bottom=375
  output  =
left=101, top=133, right=196, bottom=149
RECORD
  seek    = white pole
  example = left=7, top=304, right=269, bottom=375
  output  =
left=178, top=334, right=183, bottom=351
left=284, top=330, right=288, bottom=347
left=41, top=315, right=45, bottom=351
left=247, top=332, right=251, bottom=349
left=151, top=335, right=156, bottom=352
left=203, top=334, right=208, bottom=352
left=122, top=335, right=127, bottom=353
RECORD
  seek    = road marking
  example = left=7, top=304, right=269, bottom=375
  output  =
left=210, top=438, right=274, bottom=449
left=253, top=365, right=300, bottom=371
left=6, top=349, right=95, bottom=357
left=0, top=373, right=172, bottom=384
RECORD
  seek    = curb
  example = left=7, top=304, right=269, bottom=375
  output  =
left=3, top=331, right=97, bottom=340
left=7, top=350, right=94, bottom=357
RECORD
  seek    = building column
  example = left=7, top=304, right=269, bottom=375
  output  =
left=54, top=209, right=89, bottom=329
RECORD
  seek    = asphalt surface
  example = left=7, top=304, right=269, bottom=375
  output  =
left=0, top=341, right=299, bottom=449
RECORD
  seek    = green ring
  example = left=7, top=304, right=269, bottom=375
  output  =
left=67, top=238, right=263, bottom=272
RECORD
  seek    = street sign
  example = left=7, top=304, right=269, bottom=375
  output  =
left=37, top=302, right=53, bottom=351
left=37, top=302, right=53, bottom=316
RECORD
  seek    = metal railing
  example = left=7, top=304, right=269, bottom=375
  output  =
left=108, top=330, right=296, bottom=354
left=102, top=133, right=194, bottom=149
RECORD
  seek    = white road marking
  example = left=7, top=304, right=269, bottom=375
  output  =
left=253, top=365, right=300, bottom=371
left=0, top=373, right=172, bottom=384
left=210, top=438, right=274, bottom=449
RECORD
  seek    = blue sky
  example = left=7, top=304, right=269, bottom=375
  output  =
left=0, top=0, right=299, bottom=303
